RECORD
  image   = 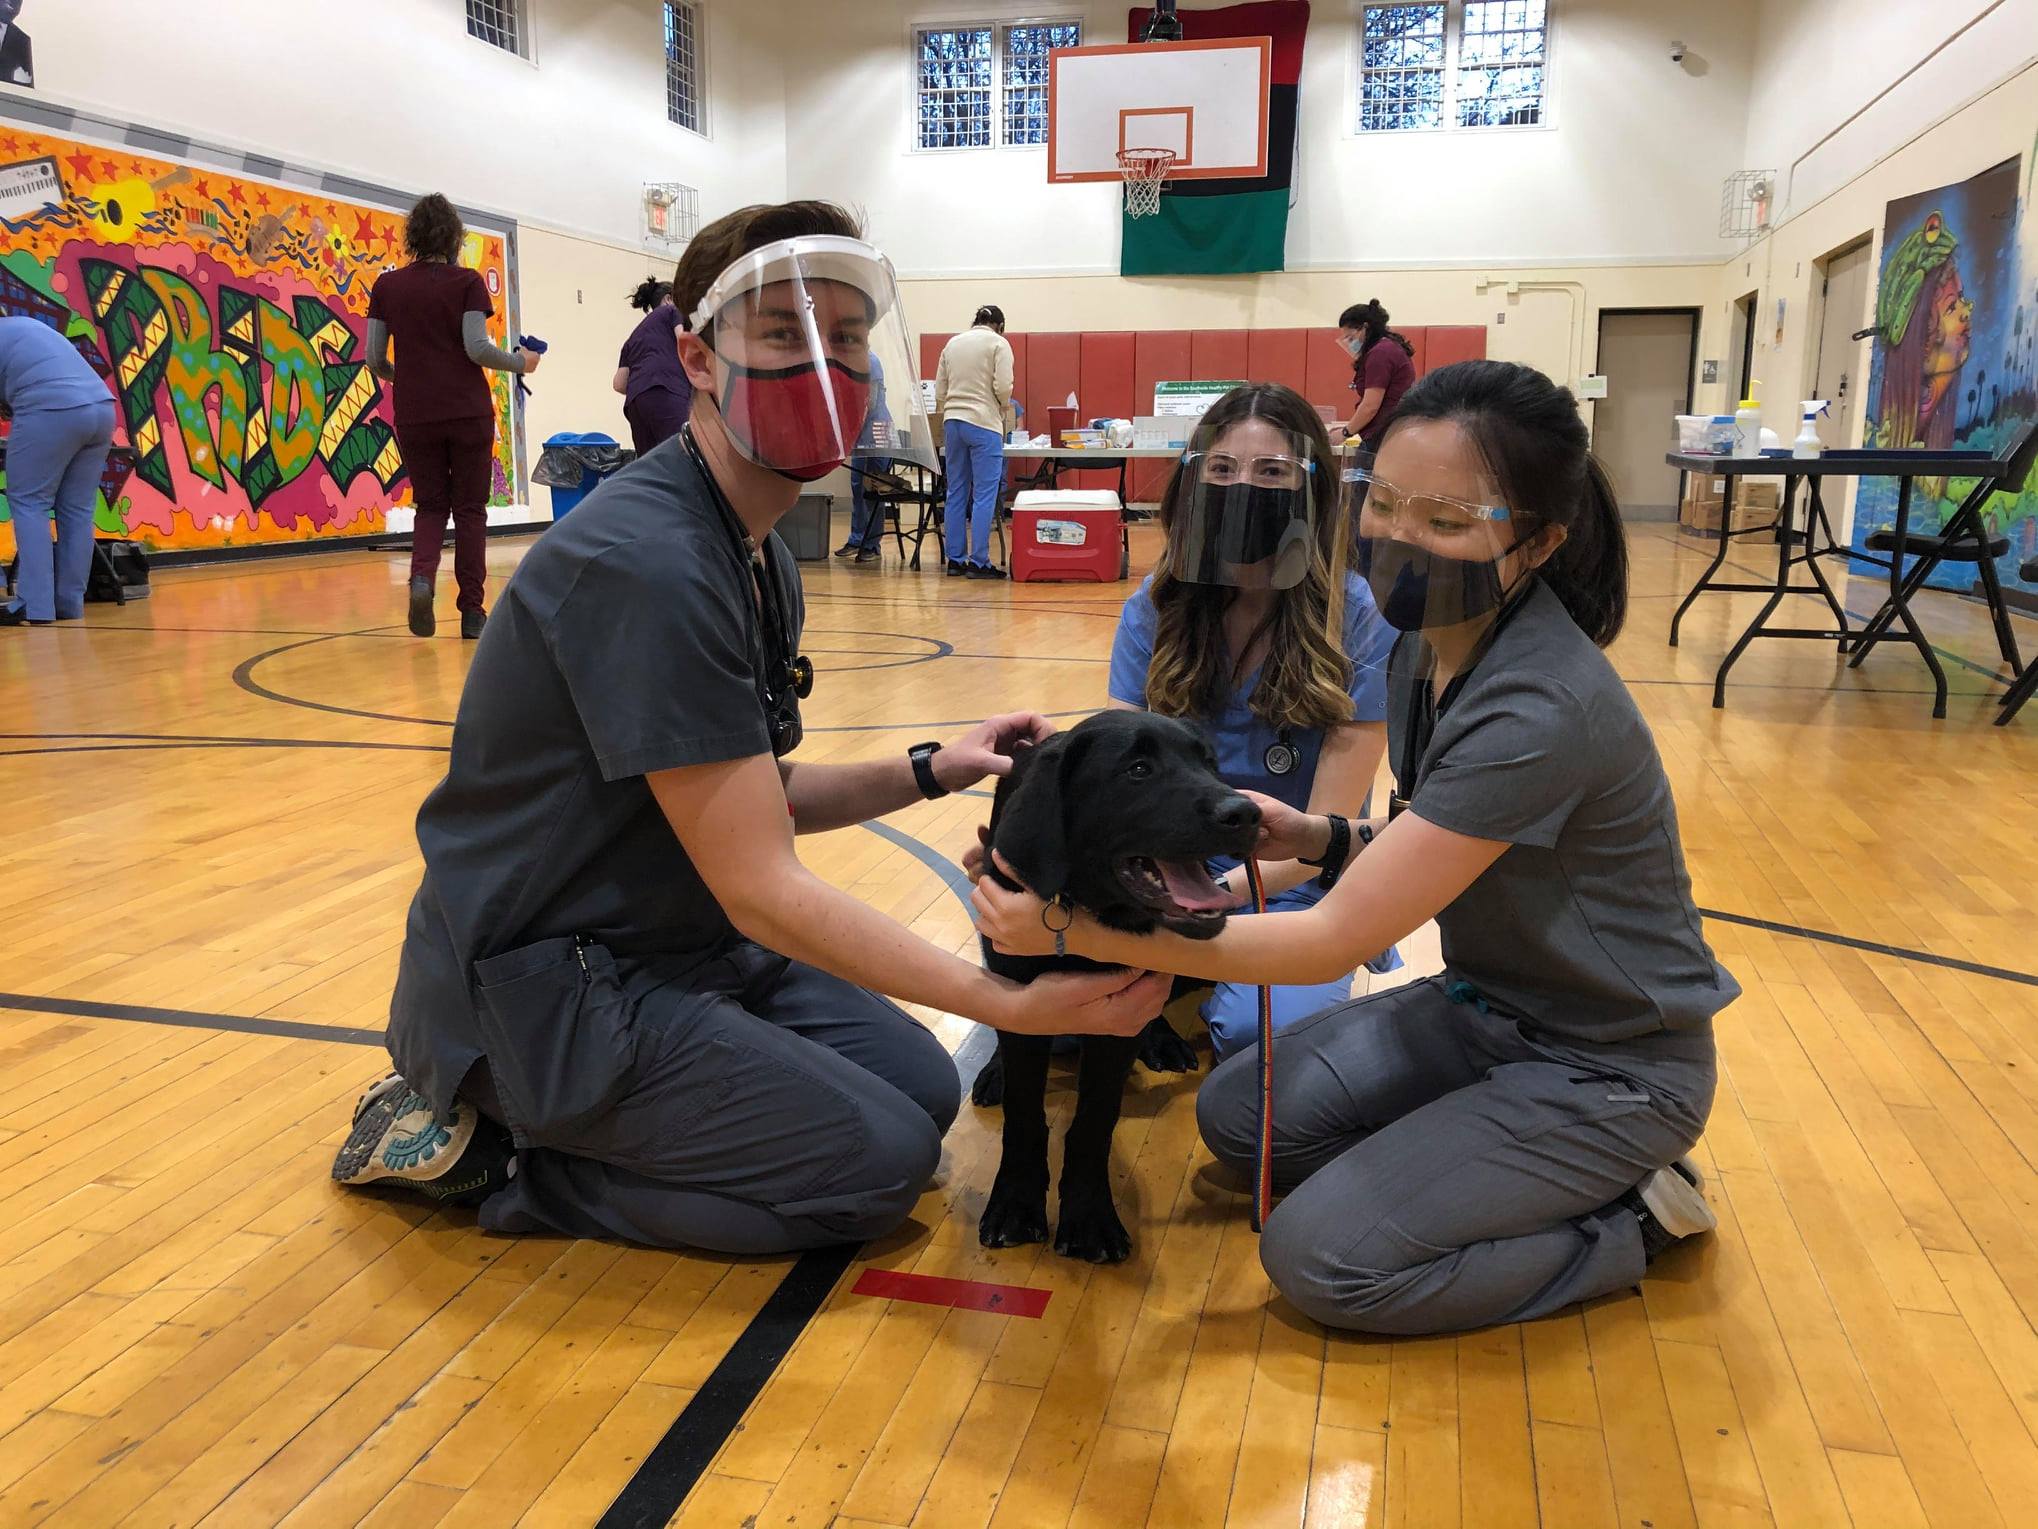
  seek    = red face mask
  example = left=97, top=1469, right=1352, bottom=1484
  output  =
left=715, top=358, right=872, bottom=482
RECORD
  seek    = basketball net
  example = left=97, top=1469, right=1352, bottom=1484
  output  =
left=1117, top=148, right=1175, bottom=218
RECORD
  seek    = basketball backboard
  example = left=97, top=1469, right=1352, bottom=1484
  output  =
left=1046, top=38, right=1272, bottom=184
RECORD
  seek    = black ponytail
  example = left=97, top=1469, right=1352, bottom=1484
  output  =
left=1337, top=298, right=1414, bottom=362
left=973, top=304, right=1006, bottom=332
left=630, top=277, right=673, bottom=312
left=1388, top=359, right=1629, bottom=647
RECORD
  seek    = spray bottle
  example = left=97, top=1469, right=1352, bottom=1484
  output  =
left=1734, top=384, right=1762, bottom=456
left=1793, top=400, right=1831, bottom=459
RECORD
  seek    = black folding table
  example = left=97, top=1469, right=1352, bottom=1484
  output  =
left=1666, top=439, right=2032, bottom=718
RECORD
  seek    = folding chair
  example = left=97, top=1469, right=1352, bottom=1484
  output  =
left=1853, top=419, right=2038, bottom=689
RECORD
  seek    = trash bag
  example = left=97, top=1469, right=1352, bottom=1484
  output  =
left=534, top=432, right=629, bottom=488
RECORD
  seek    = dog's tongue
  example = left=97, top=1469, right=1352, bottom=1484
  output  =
left=1158, top=859, right=1232, bottom=913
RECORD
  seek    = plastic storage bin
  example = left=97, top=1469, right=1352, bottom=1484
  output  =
left=1010, top=489, right=1126, bottom=583
left=778, top=494, right=832, bottom=561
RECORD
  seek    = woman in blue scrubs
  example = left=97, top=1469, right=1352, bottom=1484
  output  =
left=1108, top=383, right=1398, bottom=1060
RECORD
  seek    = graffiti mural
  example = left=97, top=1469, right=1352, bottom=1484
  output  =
left=1852, top=156, right=2037, bottom=595
left=0, top=125, right=517, bottom=556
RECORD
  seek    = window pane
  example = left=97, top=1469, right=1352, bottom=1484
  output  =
left=919, top=27, right=994, bottom=149
left=1359, top=5, right=1445, bottom=131
left=466, top=0, right=523, bottom=55
left=1459, top=0, right=1547, bottom=126
left=664, top=1, right=703, bottom=133
left=1003, top=22, right=1080, bottom=145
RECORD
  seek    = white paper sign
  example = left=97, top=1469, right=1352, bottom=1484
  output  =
left=1154, top=379, right=1247, bottom=417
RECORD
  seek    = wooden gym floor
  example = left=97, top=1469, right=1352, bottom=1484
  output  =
left=3, top=515, right=2038, bottom=1528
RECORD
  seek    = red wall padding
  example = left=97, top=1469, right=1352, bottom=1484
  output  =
left=1191, top=329, right=1251, bottom=385
left=1246, top=329, right=1309, bottom=399
left=1424, top=325, right=1487, bottom=369
left=1071, top=331, right=1137, bottom=490
left=1304, top=329, right=1358, bottom=417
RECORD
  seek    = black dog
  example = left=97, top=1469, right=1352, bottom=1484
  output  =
left=977, top=710, right=1258, bottom=1262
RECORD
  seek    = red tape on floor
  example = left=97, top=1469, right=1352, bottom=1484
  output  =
left=850, top=1268, right=1052, bottom=1318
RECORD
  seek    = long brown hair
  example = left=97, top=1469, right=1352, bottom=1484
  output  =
left=1146, top=384, right=1352, bottom=729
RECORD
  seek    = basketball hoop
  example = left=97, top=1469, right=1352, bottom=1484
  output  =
left=1118, top=148, right=1175, bottom=218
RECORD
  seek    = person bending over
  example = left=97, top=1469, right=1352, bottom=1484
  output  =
left=613, top=277, right=694, bottom=456
left=976, top=360, right=1735, bottom=1335
left=335, top=202, right=1164, bottom=1255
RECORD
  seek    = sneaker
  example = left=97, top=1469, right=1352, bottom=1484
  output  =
left=1622, top=1157, right=1714, bottom=1260
left=0, top=602, right=25, bottom=628
left=946, top=559, right=967, bottom=578
left=461, top=608, right=487, bottom=640
left=332, top=1074, right=511, bottom=1206
left=967, top=563, right=1008, bottom=581
left=833, top=545, right=860, bottom=560
left=407, top=577, right=435, bottom=637
left=853, top=547, right=881, bottom=564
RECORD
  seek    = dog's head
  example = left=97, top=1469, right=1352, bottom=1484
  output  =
left=987, top=711, right=1260, bottom=939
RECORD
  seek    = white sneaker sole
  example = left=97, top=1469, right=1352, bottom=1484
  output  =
left=1638, top=1157, right=1716, bottom=1239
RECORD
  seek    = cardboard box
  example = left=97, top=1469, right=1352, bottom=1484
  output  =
left=1679, top=496, right=1769, bottom=535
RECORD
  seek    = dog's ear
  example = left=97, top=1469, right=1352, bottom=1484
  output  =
left=988, top=729, right=1085, bottom=902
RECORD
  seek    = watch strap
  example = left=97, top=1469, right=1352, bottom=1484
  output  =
left=909, top=741, right=947, bottom=800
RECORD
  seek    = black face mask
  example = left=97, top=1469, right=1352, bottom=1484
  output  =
left=1356, top=534, right=1530, bottom=632
left=1209, top=482, right=1305, bottom=565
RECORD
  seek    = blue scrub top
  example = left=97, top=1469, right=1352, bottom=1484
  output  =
left=1109, top=572, right=1397, bottom=831
left=0, top=316, right=108, bottom=414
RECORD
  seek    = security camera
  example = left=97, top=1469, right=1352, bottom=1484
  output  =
left=1669, top=40, right=1686, bottom=63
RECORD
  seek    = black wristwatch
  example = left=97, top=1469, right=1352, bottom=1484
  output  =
left=908, top=741, right=947, bottom=800
left=1300, top=813, right=1353, bottom=889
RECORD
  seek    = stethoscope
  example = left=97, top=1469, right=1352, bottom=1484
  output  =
left=1263, top=728, right=1299, bottom=777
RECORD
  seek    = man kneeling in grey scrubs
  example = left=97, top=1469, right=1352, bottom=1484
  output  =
left=332, top=202, right=1166, bottom=1254
left=977, top=360, right=1738, bottom=1335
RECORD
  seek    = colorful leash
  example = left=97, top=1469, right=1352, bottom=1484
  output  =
left=1243, top=857, right=1274, bottom=1232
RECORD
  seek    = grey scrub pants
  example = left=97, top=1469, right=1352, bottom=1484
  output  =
left=467, top=942, right=960, bottom=1255
left=1197, top=976, right=1715, bottom=1335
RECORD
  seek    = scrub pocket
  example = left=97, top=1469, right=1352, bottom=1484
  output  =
left=473, top=936, right=642, bottom=1148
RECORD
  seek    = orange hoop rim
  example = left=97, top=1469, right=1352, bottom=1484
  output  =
left=1116, top=147, right=1178, bottom=181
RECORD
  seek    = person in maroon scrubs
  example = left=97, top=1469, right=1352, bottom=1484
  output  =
left=1338, top=300, right=1417, bottom=454
left=368, top=193, right=538, bottom=640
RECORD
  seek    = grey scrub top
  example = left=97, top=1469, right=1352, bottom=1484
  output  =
left=387, top=432, right=804, bottom=1117
left=1387, top=579, right=1739, bottom=1043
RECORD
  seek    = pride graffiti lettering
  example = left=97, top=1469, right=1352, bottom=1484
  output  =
left=79, top=256, right=404, bottom=519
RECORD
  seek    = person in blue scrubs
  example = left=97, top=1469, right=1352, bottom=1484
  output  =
left=836, top=352, right=894, bottom=563
left=1108, top=382, right=1398, bottom=1060
left=0, top=316, right=117, bottom=627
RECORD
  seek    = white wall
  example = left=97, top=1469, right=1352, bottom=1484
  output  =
left=4, top=0, right=789, bottom=252
left=1743, top=0, right=2038, bottom=224
left=785, top=0, right=1758, bottom=278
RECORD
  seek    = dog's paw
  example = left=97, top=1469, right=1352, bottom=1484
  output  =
left=970, top=1051, right=1006, bottom=1109
left=1136, top=1016, right=1198, bottom=1074
left=1053, top=1191, right=1133, bottom=1264
left=978, top=1178, right=1049, bottom=1248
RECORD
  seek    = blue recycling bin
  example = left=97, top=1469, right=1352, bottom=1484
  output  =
left=535, top=432, right=628, bottom=518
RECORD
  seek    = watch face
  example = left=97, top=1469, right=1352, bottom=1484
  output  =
left=1264, top=741, right=1298, bottom=776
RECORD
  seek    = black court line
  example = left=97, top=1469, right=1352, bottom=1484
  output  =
left=1694, top=908, right=2038, bottom=988
left=0, top=991, right=387, bottom=1046
left=594, top=1243, right=859, bottom=1529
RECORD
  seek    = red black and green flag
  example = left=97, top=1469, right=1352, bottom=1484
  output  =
left=1123, top=2, right=1308, bottom=277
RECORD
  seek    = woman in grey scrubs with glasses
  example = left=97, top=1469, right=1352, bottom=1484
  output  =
left=975, top=359, right=1736, bottom=1336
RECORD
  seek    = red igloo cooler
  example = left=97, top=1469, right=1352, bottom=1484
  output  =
left=1009, top=489, right=1127, bottom=583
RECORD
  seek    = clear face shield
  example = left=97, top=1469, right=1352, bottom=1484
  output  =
left=689, top=235, right=936, bottom=481
left=1345, top=462, right=1528, bottom=632
left=1167, top=427, right=1319, bottom=590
